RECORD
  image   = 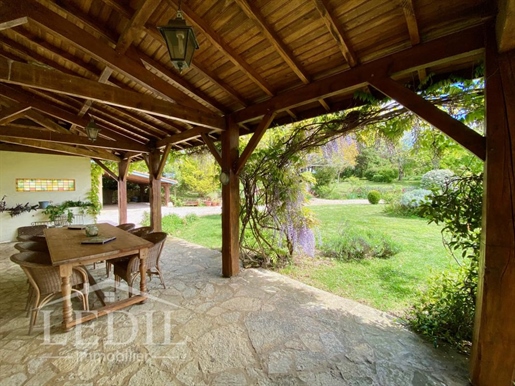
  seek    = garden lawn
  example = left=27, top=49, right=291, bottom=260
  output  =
left=281, top=204, right=457, bottom=315
left=163, top=204, right=456, bottom=316
left=160, top=214, right=222, bottom=250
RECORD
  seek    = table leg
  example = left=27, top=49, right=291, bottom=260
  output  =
left=59, top=264, right=73, bottom=330
left=139, top=247, right=149, bottom=302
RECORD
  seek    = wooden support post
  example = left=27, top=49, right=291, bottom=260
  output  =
left=470, top=33, right=515, bottom=385
left=148, top=148, right=162, bottom=232
left=221, top=117, right=240, bottom=277
left=163, top=184, right=170, bottom=207
left=117, top=159, right=129, bottom=224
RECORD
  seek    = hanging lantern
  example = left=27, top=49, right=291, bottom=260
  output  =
left=85, top=119, right=101, bottom=142
left=158, top=9, right=199, bottom=73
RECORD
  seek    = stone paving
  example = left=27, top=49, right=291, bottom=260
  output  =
left=0, top=238, right=470, bottom=385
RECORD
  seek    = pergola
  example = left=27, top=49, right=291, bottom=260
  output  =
left=0, top=0, right=513, bottom=384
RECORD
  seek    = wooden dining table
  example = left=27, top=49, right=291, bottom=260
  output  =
left=44, top=223, right=153, bottom=330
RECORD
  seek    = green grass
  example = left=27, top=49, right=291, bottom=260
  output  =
left=280, top=204, right=455, bottom=314
left=161, top=213, right=222, bottom=250
left=162, top=203, right=455, bottom=315
left=328, top=179, right=420, bottom=200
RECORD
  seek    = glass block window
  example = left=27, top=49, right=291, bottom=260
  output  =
left=16, top=178, right=75, bottom=192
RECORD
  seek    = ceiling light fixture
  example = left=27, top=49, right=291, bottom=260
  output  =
left=158, top=1, right=199, bottom=73
left=85, top=119, right=101, bottom=142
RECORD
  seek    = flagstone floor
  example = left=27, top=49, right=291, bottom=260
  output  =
left=0, top=238, right=470, bottom=386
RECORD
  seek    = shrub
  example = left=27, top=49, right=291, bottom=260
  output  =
left=406, top=261, right=477, bottom=354
left=409, top=172, right=483, bottom=353
left=400, top=189, right=432, bottom=209
left=367, top=190, right=381, bottom=204
left=365, top=167, right=398, bottom=183
left=321, top=223, right=400, bottom=260
left=420, top=169, right=454, bottom=191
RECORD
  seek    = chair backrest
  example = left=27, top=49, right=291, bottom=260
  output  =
left=17, top=225, right=47, bottom=241
left=10, top=252, right=87, bottom=294
left=129, top=226, right=153, bottom=237
left=14, top=241, right=49, bottom=253
left=127, top=232, right=168, bottom=273
left=117, top=223, right=136, bottom=231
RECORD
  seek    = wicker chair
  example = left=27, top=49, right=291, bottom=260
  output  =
left=17, top=225, right=48, bottom=242
left=128, top=226, right=153, bottom=237
left=10, top=251, right=90, bottom=334
left=116, top=223, right=136, bottom=231
left=113, top=232, right=167, bottom=297
left=14, top=241, right=49, bottom=253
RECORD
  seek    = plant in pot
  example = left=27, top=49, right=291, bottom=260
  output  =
left=43, top=204, right=71, bottom=226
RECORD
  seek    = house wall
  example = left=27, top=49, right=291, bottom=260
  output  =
left=0, top=151, right=92, bottom=242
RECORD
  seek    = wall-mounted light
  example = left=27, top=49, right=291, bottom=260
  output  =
left=85, top=119, right=101, bottom=142
left=158, top=5, right=199, bottom=73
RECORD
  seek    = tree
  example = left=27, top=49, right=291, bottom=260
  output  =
left=178, top=153, right=219, bottom=197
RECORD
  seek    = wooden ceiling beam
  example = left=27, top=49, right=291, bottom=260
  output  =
left=0, top=137, right=121, bottom=161
left=201, top=133, right=222, bottom=167
left=231, top=25, right=484, bottom=124
left=94, top=159, right=117, bottom=180
left=312, top=0, right=358, bottom=67
left=16, top=1, right=215, bottom=114
left=0, top=32, right=156, bottom=140
left=49, top=0, right=241, bottom=112
left=399, top=0, right=426, bottom=82
left=115, top=0, right=161, bottom=54
left=496, top=0, right=515, bottom=52
left=0, top=84, right=149, bottom=144
left=156, top=127, right=211, bottom=148
left=0, top=58, right=224, bottom=130
left=234, top=0, right=310, bottom=84
left=0, top=142, right=71, bottom=156
left=0, top=125, right=149, bottom=153
left=171, top=0, right=275, bottom=97
left=0, top=103, right=31, bottom=124
left=369, top=77, right=485, bottom=159
left=191, top=64, right=249, bottom=108
left=7, top=108, right=127, bottom=161
left=25, top=110, right=71, bottom=134
left=401, top=0, right=420, bottom=45
left=235, top=112, right=276, bottom=175
left=140, top=57, right=227, bottom=114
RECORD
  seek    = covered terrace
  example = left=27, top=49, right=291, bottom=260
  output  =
left=0, top=0, right=514, bottom=384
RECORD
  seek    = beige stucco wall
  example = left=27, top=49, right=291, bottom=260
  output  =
left=0, top=151, right=92, bottom=242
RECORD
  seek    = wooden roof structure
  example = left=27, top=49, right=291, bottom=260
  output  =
left=1, top=2, right=515, bottom=385
left=0, top=0, right=494, bottom=161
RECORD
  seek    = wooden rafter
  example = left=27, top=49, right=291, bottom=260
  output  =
left=399, top=0, right=426, bottom=82
left=71, top=0, right=244, bottom=111
left=231, top=26, right=484, bottom=124
left=201, top=132, right=223, bottom=166
left=234, top=0, right=310, bottom=84
left=235, top=112, right=276, bottom=175
left=0, top=30, right=184, bottom=141
left=25, top=110, right=71, bottom=134
left=0, top=103, right=31, bottom=124
left=115, top=0, right=161, bottom=54
left=13, top=1, right=213, bottom=113
left=312, top=0, right=357, bottom=67
left=0, top=125, right=148, bottom=153
left=174, top=0, right=275, bottom=97
left=156, top=126, right=212, bottom=148
left=0, top=58, right=224, bottom=130
left=496, top=0, right=515, bottom=53
left=0, top=137, right=120, bottom=161
left=0, top=84, right=140, bottom=144
left=94, top=159, right=117, bottom=180
left=369, top=77, right=485, bottom=159
left=140, top=57, right=226, bottom=114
